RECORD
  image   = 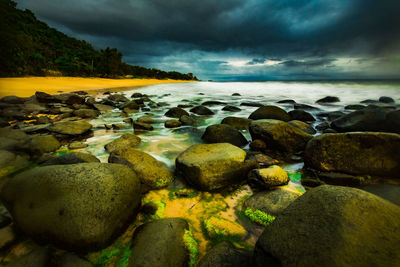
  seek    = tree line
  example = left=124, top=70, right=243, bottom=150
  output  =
left=0, top=0, right=197, bottom=80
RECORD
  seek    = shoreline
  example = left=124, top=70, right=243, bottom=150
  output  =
left=0, top=77, right=195, bottom=97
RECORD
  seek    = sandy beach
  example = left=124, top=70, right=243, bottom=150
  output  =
left=0, top=77, right=193, bottom=97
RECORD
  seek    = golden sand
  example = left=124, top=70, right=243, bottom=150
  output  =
left=0, top=77, right=194, bottom=97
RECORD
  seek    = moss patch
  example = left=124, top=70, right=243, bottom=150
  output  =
left=88, top=243, right=132, bottom=267
left=141, top=198, right=166, bottom=221
left=203, top=216, right=246, bottom=243
left=183, top=229, right=199, bottom=267
left=244, top=208, right=275, bottom=227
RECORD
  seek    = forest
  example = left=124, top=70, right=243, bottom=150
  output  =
left=0, top=0, right=197, bottom=80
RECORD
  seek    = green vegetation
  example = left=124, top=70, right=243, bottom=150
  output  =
left=183, top=229, right=199, bottom=267
left=244, top=208, right=276, bottom=227
left=203, top=216, right=246, bottom=243
left=141, top=198, right=165, bottom=220
left=0, top=0, right=197, bottom=79
left=287, top=171, right=302, bottom=182
left=155, top=178, right=170, bottom=189
left=89, top=243, right=132, bottom=267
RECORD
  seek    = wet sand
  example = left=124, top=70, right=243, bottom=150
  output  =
left=0, top=77, right=194, bottom=97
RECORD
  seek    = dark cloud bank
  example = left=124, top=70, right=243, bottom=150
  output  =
left=16, top=0, right=400, bottom=80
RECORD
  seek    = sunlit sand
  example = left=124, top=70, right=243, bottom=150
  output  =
left=0, top=77, right=194, bottom=97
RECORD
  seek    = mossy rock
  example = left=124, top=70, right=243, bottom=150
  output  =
left=104, top=133, right=141, bottom=153
left=176, top=143, right=257, bottom=191
left=254, top=185, right=400, bottom=266
left=0, top=163, right=141, bottom=251
left=40, top=152, right=100, bottom=166
left=248, top=106, right=290, bottom=121
left=201, top=124, right=248, bottom=147
left=109, top=147, right=174, bottom=190
left=27, top=135, right=61, bottom=155
left=128, top=218, right=190, bottom=267
left=248, top=165, right=289, bottom=189
left=221, top=117, right=252, bottom=130
left=49, top=121, right=92, bottom=135
left=197, top=241, right=252, bottom=267
left=304, top=132, right=400, bottom=178
left=203, top=216, right=247, bottom=242
left=249, top=119, right=312, bottom=157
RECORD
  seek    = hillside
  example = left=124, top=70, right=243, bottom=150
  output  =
left=0, top=0, right=196, bottom=80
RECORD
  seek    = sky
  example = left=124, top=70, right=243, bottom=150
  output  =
left=16, top=0, right=400, bottom=81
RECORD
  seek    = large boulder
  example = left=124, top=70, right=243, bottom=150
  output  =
left=0, top=163, right=141, bottom=251
left=288, top=120, right=316, bottom=134
left=304, top=132, right=400, bottom=178
left=247, top=166, right=289, bottom=189
left=40, top=152, right=100, bottom=166
left=249, top=119, right=312, bottom=156
left=202, top=124, right=248, bottom=147
left=49, top=121, right=92, bottom=135
left=221, top=117, right=252, bottom=130
left=175, top=143, right=256, bottom=191
left=73, top=109, right=100, bottom=119
left=190, top=105, right=214, bottom=115
left=288, top=110, right=315, bottom=122
left=27, top=135, right=61, bottom=155
left=331, top=107, right=400, bottom=133
left=248, top=106, right=290, bottom=121
left=104, top=133, right=141, bottom=153
left=254, top=185, right=400, bottom=266
left=128, top=218, right=189, bottom=267
left=165, top=107, right=189, bottom=118
left=197, top=241, right=252, bottom=267
left=109, top=148, right=174, bottom=190
left=316, top=96, right=340, bottom=104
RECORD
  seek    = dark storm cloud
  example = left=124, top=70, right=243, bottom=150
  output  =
left=15, top=0, right=400, bottom=79
left=280, top=59, right=335, bottom=68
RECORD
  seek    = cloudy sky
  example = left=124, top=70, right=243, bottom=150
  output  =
left=16, top=0, right=400, bottom=80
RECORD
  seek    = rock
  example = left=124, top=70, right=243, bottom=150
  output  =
left=197, top=241, right=252, bottom=267
left=131, top=92, right=143, bottom=98
left=104, top=124, right=112, bottom=130
left=304, top=132, right=400, bottom=177
left=246, top=152, right=279, bottom=168
left=0, top=95, right=27, bottom=104
left=64, top=94, right=84, bottom=105
left=254, top=185, right=400, bottom=266
left=35, top=91, right=58, bottom=103
left=179, top=115, right=196, bottom=126
left=41, top=152, right=100, bottom=166
left=93, top=104, right=114, bottom=112
left=288, top=110, right=315, bottom=122
left=316, top=96, right=340, bottom=104
left=27, top=135, right=61, bottom=155
left=0, top=118, right=9, bottom=127
left=0, top=163, right=141, bottom=251
left=4, top=247, right=51, bottom=267
left=123, top=108, right=139, bottom=114
left=165, top=107, right=189, bottom=118
left=112, top=123, right=125, bottom=130
left=68, top=141, right=88, bottom=149
left=107, top=94, right=129, bottom=103
left=315, top=121, right=330, bottom=131
left=0, top=225, right=17, bottom=250
left=128, top=218, right=189, bottom=267
left=248, top=165, right=289, bottom=189
left=0, top=128, right=31, bottom=151
left=276, top=99, right=296, bottom=104
left=204, top=216, right=246, bottom=240
left=121, top=100, right=140, bottom=110
left=240, top=102, right=264, bottom=107
left=23, top=103, right=47, bottom=113
left=165, top=119, right=182, bottom=128
left=0, top=150, right=30, bottom=177
left=379, top=96, right=395, bottom=103
left=133, top=122, right=154, bottom=131
left=202, top=100, right=226, bottom=106
left=293, top=103, right=317, bottom=110
left=73, top=109, right=100, bottom=119
left=56, top=252, right=94, bottom=267
left=49, top=121, right=92, bottom=135
left=175, top=143, right=256, bottom=191
left=190, top=105, right=214, bottom=115
left=288, top=120, right=316, bottom=134
left=242, top=187, right=300, bottom=227
left=109, top=148, right=174, bottom=190
left=232, top=93, right=241, bottom=96
left=345, top=104, right=365, bottom=110
left=318, top=111, right=345, bottom=121
left=0, top=214, right=11, bottom=228
left=222, top=105, right=241, bottom=112
left=307, top=170, right=368, bottom=186
left=249, top=119, right=312, bottom=156
left=137, top=115, right=156, bottom=124
left=330, top=106, right=394, bottom=133
left=202, top=124, right=248, bottom=147
left=248, top=106, right=290, bottom=121
left=221, top=117, right=252, bottom=130
left=249, top=139, right=267, bottom=151
left=105, top=133, right=141, bottom=153
left=361, top=184, right=400, bottom=206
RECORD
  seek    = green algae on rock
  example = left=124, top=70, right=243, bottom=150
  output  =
left=203, top=216, right=247, bottom=242
left=243, top=208, right=275, bottom=227
left=183, top=229, right=199, bottom=267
